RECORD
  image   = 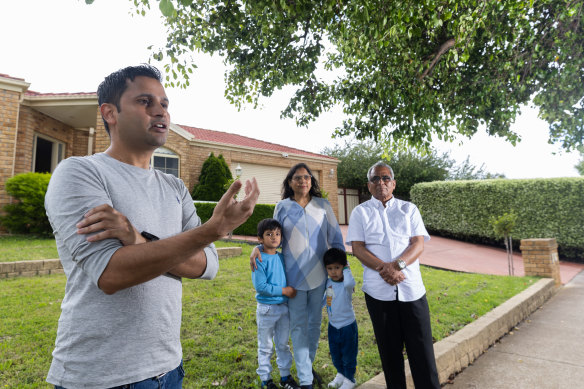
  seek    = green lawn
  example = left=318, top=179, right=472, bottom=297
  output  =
left=0, top=235, right=239, bottom=262
left=0, top=241, right=537, bottom=388
left=0, top=235, right=58, bottom=262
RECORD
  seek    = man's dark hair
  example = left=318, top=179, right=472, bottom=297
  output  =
left=323, top=248, right=347, bottom=267
left=282, top=163, right=322, bottom=200
left=257, top=218, right=282, bottom=238
left=97, top=64, right=162, bottom=135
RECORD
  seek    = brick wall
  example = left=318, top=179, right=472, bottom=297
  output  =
left=0, top=247, right=240, bottom=279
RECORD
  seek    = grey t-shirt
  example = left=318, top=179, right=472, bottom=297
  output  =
left=45, top=153, right=218, bottom=388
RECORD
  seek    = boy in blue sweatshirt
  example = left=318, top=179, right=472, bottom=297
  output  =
left=252, top=218, right=300, bottom=389
left=323, top=248, right=358, bottom=389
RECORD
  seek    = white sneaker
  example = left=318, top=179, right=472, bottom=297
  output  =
left=338, top=377, right=356, bottom=389
left=328, top=373, right=345, bottom=388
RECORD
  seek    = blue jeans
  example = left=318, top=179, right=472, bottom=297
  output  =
left=328, top=320, right=358, bottom=382
left=288, top=283, right=326, bottom=385
left=256, top=302, right=293, bottom=381
left=55, top=361, right=185, bottom=389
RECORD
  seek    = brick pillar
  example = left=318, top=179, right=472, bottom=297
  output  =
left=520, top=238, right=561, bottom=286
left=94, top=107, right=110, bottom=153
left=0, top=76, right=30, bottom=217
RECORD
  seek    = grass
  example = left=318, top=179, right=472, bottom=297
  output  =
left=0, top=235, right=58, bottom=262
left=0, top=241, right=538, bottom=388
left=0, top=235, right=244, bottom=263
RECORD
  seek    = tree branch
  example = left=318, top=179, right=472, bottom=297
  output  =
left=419, top=38, right=456, bottom=80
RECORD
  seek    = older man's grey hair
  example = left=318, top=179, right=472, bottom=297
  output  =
left=367, top=161, right=394, bottom=181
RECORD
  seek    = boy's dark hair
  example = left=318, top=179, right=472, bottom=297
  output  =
left=257, top=218, right=282, bottom=238
left=323, top=248, right=347, bottom=267
left=97, top=64, right=162, bottom=135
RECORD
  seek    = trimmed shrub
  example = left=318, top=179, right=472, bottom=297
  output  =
left=194, top=202, right=276, bottom=236
left=192, top=153, right=233, bottom=201
left=193, top=202, right=215, bottom=224
left=1, top=172, right=52, bottom=235
left=410, top=178, right=584, bottom=261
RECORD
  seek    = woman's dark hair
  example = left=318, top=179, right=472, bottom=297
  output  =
left=97, top=64, right=162, bottom=135
left=323, top=248, right=347, bottom=267
left=281, top=163, right=322, bottom=200
left=257, top=218, right=282, bottom=238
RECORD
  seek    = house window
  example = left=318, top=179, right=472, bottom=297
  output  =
left=152, top=147, right=179, bottom=177
left=33, top=134, right=64, bottom=173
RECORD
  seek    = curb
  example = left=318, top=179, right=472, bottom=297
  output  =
left=0, top=246, right=242, bottom=279
left=356, top=278, right=558, bottom=388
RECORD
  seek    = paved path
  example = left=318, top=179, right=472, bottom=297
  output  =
left=444, top=270, right=584, bottom=388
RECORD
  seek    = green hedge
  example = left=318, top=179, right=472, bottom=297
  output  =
left=410, top=178, right=584, bottom=261
left=1, top=172, right=52, bottom=235
left=194, top=202, right=276, bottom=237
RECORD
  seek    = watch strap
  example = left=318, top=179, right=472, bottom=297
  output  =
left=141, top=231, right=160, bottom=241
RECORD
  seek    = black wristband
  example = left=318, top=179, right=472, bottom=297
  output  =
left=141, top=231, right=160, bottom=241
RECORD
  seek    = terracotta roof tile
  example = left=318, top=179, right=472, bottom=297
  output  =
left=178, top=125, right=336, bottom=160
left=25, top=90, right=96, bottom=97
left=0, top=73, right=25, bottom=82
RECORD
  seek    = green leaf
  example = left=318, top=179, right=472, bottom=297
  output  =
left=159, top=0, right=175, bottom=17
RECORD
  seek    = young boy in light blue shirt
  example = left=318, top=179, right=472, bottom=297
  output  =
left=252, top=218, right=300, bottom=389
left=323, top=248, right=358, bottom=389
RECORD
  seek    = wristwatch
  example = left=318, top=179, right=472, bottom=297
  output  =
left=396, top=259, right=406, bottom=270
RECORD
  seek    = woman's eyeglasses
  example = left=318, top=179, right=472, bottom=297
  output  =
left=292, top=174, right=312, bottom=182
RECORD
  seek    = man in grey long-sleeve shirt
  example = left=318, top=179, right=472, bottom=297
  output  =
left=45, top=64, right=259, bottom=388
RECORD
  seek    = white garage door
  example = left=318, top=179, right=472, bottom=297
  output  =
left=231, top=162, right=289, bottom=205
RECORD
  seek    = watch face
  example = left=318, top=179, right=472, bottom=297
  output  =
left=398, top=260, right=406, bottom=269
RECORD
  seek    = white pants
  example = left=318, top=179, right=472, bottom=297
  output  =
left=256, top=302, right=293, bottom=381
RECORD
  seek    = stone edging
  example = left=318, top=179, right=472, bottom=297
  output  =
left=357, top=278, right=558, bottom=389
left=0, top=247, right=242, bottom=279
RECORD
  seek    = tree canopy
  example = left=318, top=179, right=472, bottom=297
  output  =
left=104, top=0, right=584, bottom=151
left=323, top=140, right=503, bottom=200
left=576, top=146, right=584, bottom=175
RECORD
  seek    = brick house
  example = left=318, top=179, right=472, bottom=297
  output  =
left=0, top=73, right=341, bottom=221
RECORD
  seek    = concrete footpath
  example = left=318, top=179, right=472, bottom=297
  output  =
left=444, top=270, right=584, bottom=389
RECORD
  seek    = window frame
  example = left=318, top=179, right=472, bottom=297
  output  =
left=151, top=147, right=180, bottom=177
left=32, top=133, right=65, bottom=173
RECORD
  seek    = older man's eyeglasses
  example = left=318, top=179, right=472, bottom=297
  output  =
left=292, top=174, right=312, bottom=182
left=370, top=176, right=393, bottom=184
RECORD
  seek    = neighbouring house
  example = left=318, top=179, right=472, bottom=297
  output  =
left=0, top=73, right=342, bottom=223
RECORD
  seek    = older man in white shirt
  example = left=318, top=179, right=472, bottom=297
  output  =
left=346, top=161, right=440, bottom=389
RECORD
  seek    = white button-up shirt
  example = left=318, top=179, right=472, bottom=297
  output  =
left=346, top=196, right=429, bottom=302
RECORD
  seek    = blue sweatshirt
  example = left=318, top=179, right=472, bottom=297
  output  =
left=252, top=252, right=288, bottom=305
left=324, top=268, right=356, bottom=329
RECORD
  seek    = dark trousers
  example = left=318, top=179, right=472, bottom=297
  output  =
left=365, top=293, right=440, bottom=389
left=328, top=320, right=358, bottom=382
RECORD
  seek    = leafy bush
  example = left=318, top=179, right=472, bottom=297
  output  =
left=194, top=202, right=275, bottom=236
left=411, top=178, right=584, bottom=260
left=1, top=173, right=52, bottom=235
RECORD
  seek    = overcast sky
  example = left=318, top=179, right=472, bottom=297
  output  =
left=2, top=0, right=581, bottom=179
